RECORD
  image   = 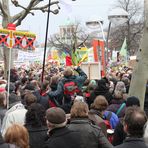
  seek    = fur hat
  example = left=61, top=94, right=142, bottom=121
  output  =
left=115, top=81, right=126, bottom=93
left=46, top=107, right=66, bottom=124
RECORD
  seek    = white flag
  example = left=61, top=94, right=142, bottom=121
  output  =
left=59, top=0, right=73, bottom=13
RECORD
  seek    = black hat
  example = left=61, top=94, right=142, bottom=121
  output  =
left=24, top=83, right=35, bottom=91
left=46, top=107, right=66, bottom=124
left=9, top=93, right=21, bottom=107
left=5, top=82, right=15, bottom=93
left=126, top=96, right=140, bottom=107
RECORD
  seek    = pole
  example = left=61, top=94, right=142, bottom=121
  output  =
left=98, top=21, right=106, bottom=42
left=7, top=48, right=11, bottom=109
left=41, top=0, right=51, bottom=83
left=106, top=21, right=111, bottom=62
left=7, top=47, right=12, bottom=109
left=7, top=30, right=13, bottom=109
left=98, top=21, right=106, bottom=76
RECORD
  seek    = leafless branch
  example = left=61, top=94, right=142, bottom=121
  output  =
left=11, top=0, right=34, bottom=15
left=0, top=1, right=7, bottom=17
left=48, top=22, right=90, bottom=56
left=12, top=0, right=37, bottom=26
left=12, top=0, right=59, bottom=26
left=31, top=1, right=59, bottom=11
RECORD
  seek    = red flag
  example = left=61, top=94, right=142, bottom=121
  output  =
left=66, top=56, right=72, bottom=66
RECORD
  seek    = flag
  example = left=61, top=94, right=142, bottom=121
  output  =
left=120, top=38, right=127, bottom=57
left=71, top=51, right=79, bottom=66
left=61, top=52, right=67, bottom=58
left=78, top=53, right=88, bottom=66
left=119, top=38, right=128, bottom=65
left=66, top=55, right=72, bottom=66
left=59, top=0, right=73, bottom=14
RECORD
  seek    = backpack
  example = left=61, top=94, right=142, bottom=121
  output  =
left=103, top=119, right=114, bottom=143
left=103, top=111, right=119, bottom=129
left=63, top=80, right=79, bottom=97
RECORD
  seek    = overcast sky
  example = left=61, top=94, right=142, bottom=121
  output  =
left=13, top=0, right=117, bottom=43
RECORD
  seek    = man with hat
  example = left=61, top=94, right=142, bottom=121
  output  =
left=44, top=107, right=81, bottom=148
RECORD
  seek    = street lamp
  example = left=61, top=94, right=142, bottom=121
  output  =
left=106, top=8, right=129, bottom=61
left=86, top=17, right=106, bottom=77
left=86, top=17, right=106, bottom=42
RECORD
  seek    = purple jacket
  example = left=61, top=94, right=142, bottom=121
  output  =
left=107, top=99, right=126, bottom=118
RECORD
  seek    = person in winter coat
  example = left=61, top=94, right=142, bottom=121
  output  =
left=33, top=80, right=51, bottom=110
left=0, top=93, right=7, bottom=130
left=44, top=107, right=81, bottom=148
left=112, top=96, right=140, bottom=146
left=115, top=106, right=147, bottom=148
left=25, top=103, right=48, bottom=148
left=4, top=124, right=29, bottom=148
left=49, top=75, right=62, bottom=106
left=1, top=93, right=27, bottom=137
left=68, top=101, right=113, bottom=148
left=107, top=81, right=127, bottom=118
left=24, top=92, right=37, bottom=109
left=88, top=95, right=108, bottom=137
left=0, top=132, right=18, bottom=148
left=48, top=66, right=87, bottom=113
left=89, top=95, right=119, bottom=136
left=89, top=79, right=113, bottom=106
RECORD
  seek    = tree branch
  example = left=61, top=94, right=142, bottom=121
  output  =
left=31, top=1, right=59, bottom=11
left=0, top=1, right=7, bottom=17
left=12, top=0, right=37, bottom=25
left=11, top=0, right=34, bottom=15
left=77, top=35, right=89, bottom=48
left=12, top=0, right=59, bottom=26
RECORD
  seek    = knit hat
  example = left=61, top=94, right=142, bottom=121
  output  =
left=46, top=107, right=66, bottom=124
left=126, top=96, right=140, bottom=107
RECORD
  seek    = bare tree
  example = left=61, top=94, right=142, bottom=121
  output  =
left=129, top=0, right=148, bottom=109
left=48, top=23, right=89, bottom=64
left=109, top=0, right=144, bottom=55
left=0, top=0, right=59, bottom=77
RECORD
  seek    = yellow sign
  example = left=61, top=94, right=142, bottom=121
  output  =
left=0, top=29, right=36, bottom=50
left=0, top=29, right=36, bottom=37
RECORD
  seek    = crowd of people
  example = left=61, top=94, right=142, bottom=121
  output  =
left=0, top=63, right=148, bottom=148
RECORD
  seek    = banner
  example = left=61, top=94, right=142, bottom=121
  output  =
left=17, top=48, right=44, bottom=63
left=0, top=29, right=36, bottom=50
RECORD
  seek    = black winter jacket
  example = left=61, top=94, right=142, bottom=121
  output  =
left=43, top=127, right=81, bottom=148
left=112, top=120, right=126, bottom=146
left=115, top=137, right=148, bottom=148
left=26, top=125, right=48, bottom=148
